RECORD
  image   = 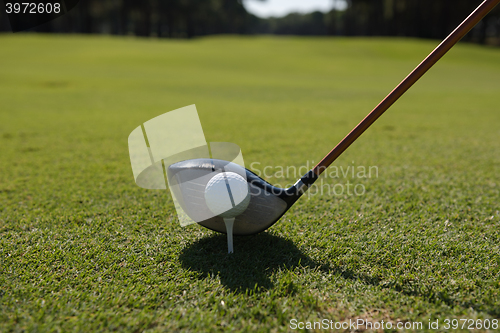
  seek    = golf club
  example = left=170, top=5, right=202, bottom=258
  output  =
left=168, top=0, right=500, bottom=240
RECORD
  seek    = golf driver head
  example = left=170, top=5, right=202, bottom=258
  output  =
left=167, top=158, right=318, bottom=235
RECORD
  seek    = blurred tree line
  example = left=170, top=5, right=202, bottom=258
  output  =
left=1, top=0, right=499, bottom=44
left=254, top=0, right=500, bottom=44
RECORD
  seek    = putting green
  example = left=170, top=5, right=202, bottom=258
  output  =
left=1, top=34, right=499, bottom=332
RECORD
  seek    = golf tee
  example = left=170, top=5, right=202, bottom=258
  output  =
left=223, top=218, right=235, bottom=253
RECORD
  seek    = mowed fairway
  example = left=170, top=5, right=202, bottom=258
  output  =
left=0, top=34, right=499, bottom=332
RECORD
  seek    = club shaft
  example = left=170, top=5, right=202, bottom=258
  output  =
left=312, top=0, right=500, bottom=176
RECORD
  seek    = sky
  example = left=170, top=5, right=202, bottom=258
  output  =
left=243, top=0, right=347, bottom=18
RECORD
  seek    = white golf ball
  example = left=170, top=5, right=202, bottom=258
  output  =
left=204, top=172, right=250, bottom=218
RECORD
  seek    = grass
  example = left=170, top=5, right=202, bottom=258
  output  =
left=0, top=34, right=499, bottom=332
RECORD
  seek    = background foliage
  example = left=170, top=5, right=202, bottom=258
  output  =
left=1, top=0, right=500, bottom=44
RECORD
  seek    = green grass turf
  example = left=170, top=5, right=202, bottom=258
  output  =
left=0, top=34, right=499, bottom=332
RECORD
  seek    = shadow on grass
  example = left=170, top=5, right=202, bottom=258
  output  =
left=179, top=232, right=322, bottom=293
left=179, top=232, right=381, bottom=294
left=181, top=232, right=500, bottom=315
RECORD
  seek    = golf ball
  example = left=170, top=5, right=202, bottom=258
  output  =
left=204, top=172, right=251, bottom=218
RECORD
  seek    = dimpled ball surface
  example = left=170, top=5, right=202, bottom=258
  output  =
left=204, top=172, right=251, bottom=218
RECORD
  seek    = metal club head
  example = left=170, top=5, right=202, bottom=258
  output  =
left=167, top=158, right=318, bottom=236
